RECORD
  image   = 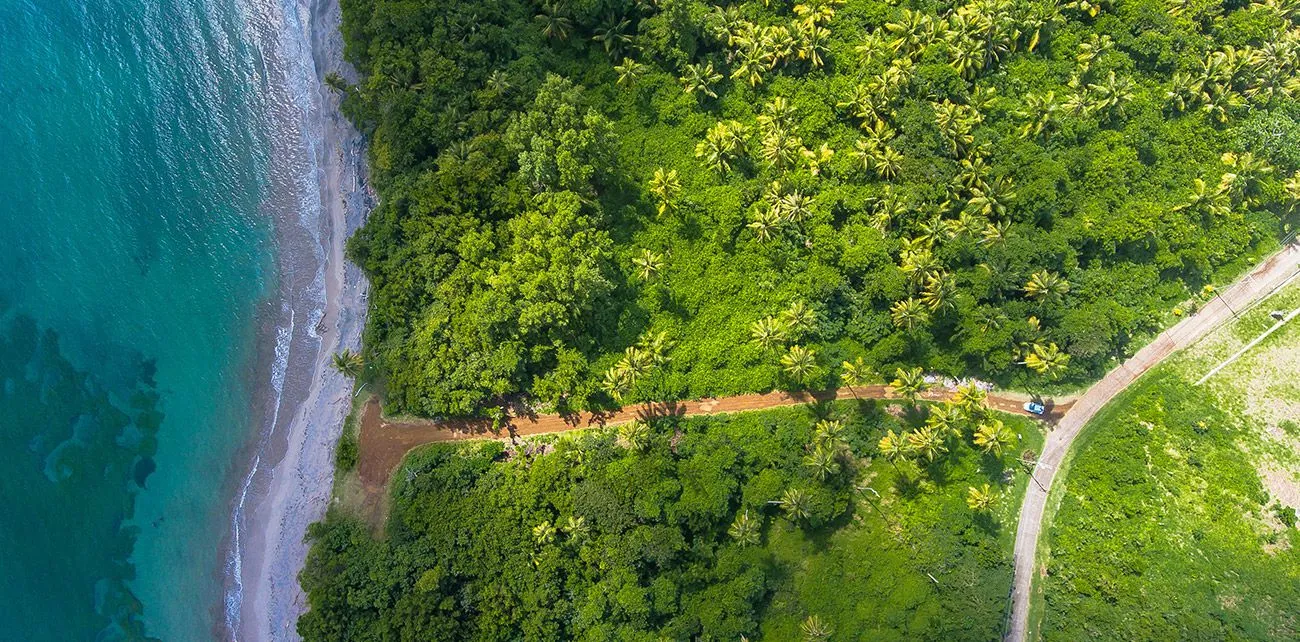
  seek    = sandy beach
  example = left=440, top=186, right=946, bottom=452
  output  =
left=229, top=0, right=370, bottom=638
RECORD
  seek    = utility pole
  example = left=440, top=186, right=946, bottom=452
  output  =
left=1214, top=289, right=1238, bottom=319
left=1202, top=284, right=1237, bottom=319
left=856, top=485, right=899, bottom=529
left=1020, top=453, right=1047, bottom=493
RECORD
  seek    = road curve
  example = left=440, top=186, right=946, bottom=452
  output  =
left=1005, top=243, right=1300, bottom=642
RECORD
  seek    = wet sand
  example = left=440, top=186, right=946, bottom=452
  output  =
left=229, top=0, right=370, bottom=638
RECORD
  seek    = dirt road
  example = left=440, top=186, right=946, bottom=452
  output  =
left=1005, top=243, right=1300, bottom=642
left=356, top=384, right=1070, bottom=516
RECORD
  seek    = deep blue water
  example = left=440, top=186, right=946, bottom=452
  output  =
left=0, top=0, right=283, bottom=638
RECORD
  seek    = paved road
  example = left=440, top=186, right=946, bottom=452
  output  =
left=1005, top=243, right=1300, bottom=642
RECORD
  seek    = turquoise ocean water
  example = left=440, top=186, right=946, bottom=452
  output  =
left=0, top=0, right=295, bottom=638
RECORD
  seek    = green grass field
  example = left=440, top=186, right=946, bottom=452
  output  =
left=1039, top=279, right=1300, bottom=641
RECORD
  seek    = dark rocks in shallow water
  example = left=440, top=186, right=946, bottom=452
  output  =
left=133, top=457, right=155, bottom=488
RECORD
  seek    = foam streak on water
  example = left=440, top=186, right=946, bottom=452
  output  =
left=225, top=305, right=294, bottom=631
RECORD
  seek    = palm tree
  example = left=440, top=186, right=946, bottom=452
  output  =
left=793, top=20, right=831, bottom=68
left=958, top=156, right=991, bottom=191
left=638, top=331, right=675, bottom=366
left=926, top=403, right=963, bottom=438
left=649, top=167, right=681, bottom=216
left=878, top=429, right=910, bottom=470
left=1285, top=171, right=1300, bottom=211
left=535, top=3, right=572, bottom=41
left=1222, top=151, right=1274, bottom=203
left=619, top=420, right=651, bottom=451
left=873, top=142, right=904, bottom=178
left=1024, top=270, right=1070, bottom=304
left=794, top=1, right=838, bottom=25
left=947, top=34, right=984, bottom=79
left=1088, top=71, right=1135, bottom=120
left=886, top=9, right=937, bottom=58
left=891, top=366, right=929, bottom=406
left=1075, top=34, right=1114, bottom=70
left=532, top=520, right=557, bottom=545
left=485, top=70, right=511, bottom=96
left=800, top=141, right=833, bottom=175
left=1063, top=78, right=1095, bottom=117
left=748, top=206, right=784, bottom=242
left=620, top=345, right=653, bottom=378
left=921, top=271, right=959, bottom=314
left=948, top=211, right=986, bottom=241
left=1022, top=342, right=1070, bottom=379
left=804, top=445, right=840, bottom=481
left=801, top=614, right=833, bottom=641
left=952, top=382, right=989, bottom=418
left=981, top=220, right=1011, bottom=245
left=781, top=345, right=819, bottom=384
left=729, top=510, right=762, bottom=546
left=695, top=120, right=747, bottom=174
left=973, top=419, right=1015, bottom=455
left=854, top=30, right=891, bottom=63
left=602, top=364, right=633, bottom=401
left=779, top=191, right=814, bottom=224
left=614, top=58, right=647, bottom=87
left=966, top=484, right=997, bottom=511
left=1172, top=177, right=1232, bottom=218
left=839, top=84, right=889, bottom=128
left=778, top=487, right=812, bottom=521
left=757, top=97, right=797, bottom=132
left=603, top=345, right=654, bottom=401
left=840, top=357, right=875, bottom=397
left=632, top=249, right=664, bottom=281
left=934, top=100, right=980, bottom=157
left=331, top=349, right=364, bottom=378
left=681, top=62, right=723, bottom=99
left=562, top=515, right=589, bottom=539
left=781, top=301, right=817, bottom=337
left=900, top=247, right=943, bottom=287
left=967, top=177, right=1016, bottom=218
left=870, top=187, right=907, bottom=232
left=1016, top=91, right=1059, bottom=139
left=813, top=419, right=847, bottom=453
left=750, top=316, right=788, bottom=350
left=1065, top=0, right=1107, bottom=18
left=907, top=425, right=948, bottom=462
left=591, top=14, right=632, bottom=56
left=760, top=128, right=805, bottom=170
left=1166, top=72, right=1203, bottom=112
left=711, top=5, right=745, bottom=46
left=890, top=297, right=931, bottom=331
left=731, top=46, right=767, bottom=87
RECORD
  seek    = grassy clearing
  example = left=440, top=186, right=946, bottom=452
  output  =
left=1039, top=281, right=1300, bottom=641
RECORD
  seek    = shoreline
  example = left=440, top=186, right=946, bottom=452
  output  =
left=223, top=0, right=370, bottom=638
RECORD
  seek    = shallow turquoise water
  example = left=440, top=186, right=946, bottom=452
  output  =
left=0, top=0, right=279, bottom=638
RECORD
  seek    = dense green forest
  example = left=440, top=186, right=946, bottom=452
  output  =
left=300, top=399, right=1045, bottom=640
left=340, top=0, right=1300, bottom=418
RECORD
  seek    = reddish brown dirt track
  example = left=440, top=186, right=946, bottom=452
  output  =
left=357, top=384, right=1071, bottom=501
